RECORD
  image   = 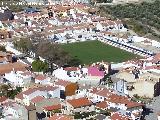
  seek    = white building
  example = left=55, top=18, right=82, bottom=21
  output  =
left=35, top=74, right=51, bottom=85
left=2, top=102, right=28, bottom=120
left=4, top=71, right=33, bottom=87
left=15, top=86, right=60, bottom=106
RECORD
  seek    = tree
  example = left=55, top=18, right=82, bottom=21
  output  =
left=9, top=5, right=24, bottom=12
left=36, top=42, right=71, bottom=72
left=13, top=37, right=33, bottom=54
left=67, top=58, right=82, bottom=67
left=101, top=0, right=160, bottom=37
left=29, top=32, right=47, bottom=44
left=0, top=84, right=11, bottom=96
left=32, top=59, right=49, bottom=73
left=0, top=46, right=6, bottom=52
left=7, top=87, right=22, bottom=99
left=99, top=73, right=113, bottom=85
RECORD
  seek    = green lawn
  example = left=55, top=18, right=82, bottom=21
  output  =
left=62, top=40, right=140, bottom=64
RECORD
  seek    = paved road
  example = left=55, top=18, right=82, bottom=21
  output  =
left=145, top=96, right=160, bottom=120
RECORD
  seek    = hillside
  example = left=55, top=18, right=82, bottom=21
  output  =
left=99, top=0, right=160, bottom=40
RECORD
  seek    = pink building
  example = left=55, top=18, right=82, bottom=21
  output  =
left=88, top=66, right=105, bottom=79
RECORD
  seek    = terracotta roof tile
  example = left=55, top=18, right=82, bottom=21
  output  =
left=55, top=80, right=72, bottom=87
left=93, top=88, right=113, bottom=98
left=15, top=92, right=23, bottom=99
left=107, top=94, right=144, bottom=109
left=35, top=74, right=46, bottom=81
left=31, top=96, right=45, bottom=103
left=126, top=101, right=144, bottom=109
left=96, top=101, right=108, bottom=109
left=16, top=86, right=59, bottom=100
left=49, top=114, right=73, bottom=120
left=0, top=96, right=7, bottom=103
left=43, top=104, right=61, bottom=111
left=108, top=94, right=129, bottom=104
left=64, top=67, right=79, bottom=71
left=111, top=113, right=132, bottom=120
left=67, top=97, right=92, bottom=108
left=0, top=62, right=28, bottom=75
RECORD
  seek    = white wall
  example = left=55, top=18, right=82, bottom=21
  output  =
left=35, top=78, right=50, bottom=85
left=48, top=87, right=60, bottom=98
left=114, top=80, right=128, bottom=95
left=5, top=71, right=32, bottom=87
left=23, top=90, right=47, bottom=106
left=5, top=44, right=23, bottom=55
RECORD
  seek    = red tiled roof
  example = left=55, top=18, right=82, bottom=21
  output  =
left=15, top=88, right=37, bottom=99
left=55, top=80, right=72, bottom=87
left=0, top=96, right=7, bottom=103
left=49, top=114, right=73, bottom=120
left=64, top=67, right=79, bottom=71
left=31, top=96, right=45, bottom=103
left=94, top=88, right=113, bottom=98
left=144, top=65, right=160, bottom=70
left=22, top=88, right=38, bottom=96
left=151, top=53, right=160, bottom=62
left=0, top=62, right=28, bottom=75
left=96, top=101, right=108, bottom=109
left=111, top=113, right=131, bottom=120
left=16, top=86, right=59, bottom=100
left=73, top=3, right=88, bottom=9
left=154, top=53, right=160, bottom=60
left=43, top=104, right=61, bottom=111
left=67, top=97, right=92, bottom=108
left=15, top=92, right=23, bottom=99
left=107, top=94, right=129, bottom=104
left=126, top=101, right=144, bottom=109
left=107, top=94, right=144, bottom=109
left=35, top=75, right=46, bottom=81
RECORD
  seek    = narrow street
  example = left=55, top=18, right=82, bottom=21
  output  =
left=145, top=96, right=160, bottom=120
